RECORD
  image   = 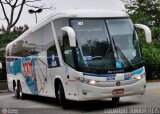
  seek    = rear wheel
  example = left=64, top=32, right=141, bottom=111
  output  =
left=112, top=97, right=120, bottom=103
left=14, top=86, right=18, bottom=98
left=58, top=83, right=69, bottom=109
left=16, top=82, right=25, bottom=99
left=13, top=81, right=17, bottom=97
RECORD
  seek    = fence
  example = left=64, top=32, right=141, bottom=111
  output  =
left=0, top=80, right=8, bottom=90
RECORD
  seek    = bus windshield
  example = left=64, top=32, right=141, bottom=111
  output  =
left=70, top=18, right=142, bottom=71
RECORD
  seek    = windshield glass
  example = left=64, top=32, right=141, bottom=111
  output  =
left=70, top=18, right=142, bottom=70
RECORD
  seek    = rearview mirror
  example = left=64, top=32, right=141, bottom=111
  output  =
left=0, top=62, right=2, bottom=69
left=61, top=26, right=76, bottom=47
left=134, top=24, right=152, bottom=43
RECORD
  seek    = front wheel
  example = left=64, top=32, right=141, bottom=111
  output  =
left=58, top=83, right=69, bottom=109
left=112, top=97, right=120, bottom=103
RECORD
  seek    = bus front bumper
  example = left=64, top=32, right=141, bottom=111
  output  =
left=78, top=78, right=146, bottom=101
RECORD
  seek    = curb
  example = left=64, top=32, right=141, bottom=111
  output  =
left=146, top=80, right=160, bottom=83
left=0, top=90, right=11, bottom=93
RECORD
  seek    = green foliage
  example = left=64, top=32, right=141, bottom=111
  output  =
left=142, top=40, right=160, bottom=80
left=136, top=27, right=160, bottom=80
left=0, top=25, right=29, bottom=80
left=0, top=25, right=29, bottom=48
left=122, top=0, right=160, bottom=80
left=125, top=0, right=160, bottom=27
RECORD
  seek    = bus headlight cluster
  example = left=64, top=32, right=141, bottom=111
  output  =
left=134, top=73, right=145, bottom=80
left=77, top=77, right=97, bottom=85
left=89, top=80, right=96, bottom=85
left=134, top=75, right=142, bottom=80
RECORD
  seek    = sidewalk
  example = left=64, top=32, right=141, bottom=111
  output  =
left=0, top=89, right=11, bottom=93
left=147, top=80, right=160, bottom=83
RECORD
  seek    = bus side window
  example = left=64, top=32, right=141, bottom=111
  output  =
left=47, top=44, right=57, bottom=54
left=42, top=23, right=60, bottom=68
left=63, top=34, right=75, bottom=67
left=47, top=44, right=60, bottom=68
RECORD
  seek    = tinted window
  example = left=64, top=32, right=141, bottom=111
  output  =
left=10, top=29, right=43, bottom=57
left=42, top=23, right=60, bottom=68
left=63, top=34, right=74, bottom=67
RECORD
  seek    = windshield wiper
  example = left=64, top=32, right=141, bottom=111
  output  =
left=112, top=37, right=133, bottom=68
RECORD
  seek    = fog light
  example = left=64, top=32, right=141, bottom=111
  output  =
left=82, top=90, right=87, bottom=95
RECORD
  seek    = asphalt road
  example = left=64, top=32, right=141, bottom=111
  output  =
left=0, top=82, right=160, bottom=114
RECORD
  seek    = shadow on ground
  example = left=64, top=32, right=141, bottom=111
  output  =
left=12, top=94, right=141, bottom=112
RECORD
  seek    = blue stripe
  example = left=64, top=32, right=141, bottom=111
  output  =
left=83, top=72, right=116, bottom=77
left=83, top=67, right=144, bottom=77
left=132, top=67, right=144, bottom=75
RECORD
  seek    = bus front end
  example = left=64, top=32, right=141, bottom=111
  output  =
left=68, top=18, right=149, bottom=101
left=76, top=67, right=146, bottom=101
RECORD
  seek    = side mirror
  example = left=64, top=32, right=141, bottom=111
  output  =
left=0, top=62, right=2, bottom=69
left=61, top=26, right=76, bottom=47
left=134, top=24, right=152, bottom=43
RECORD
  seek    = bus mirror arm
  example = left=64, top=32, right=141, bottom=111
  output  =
left=134, top=24, right=152, bottom=43
left=61, top=26, right=76, bottom=47
left=0, top=62, right=2, bottom=69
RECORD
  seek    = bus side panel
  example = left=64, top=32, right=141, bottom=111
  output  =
left=35, top=51, right=55, bottom=97
left=6, top=52, right=57, bottom=97
left=6, top=58, right=33, bottom=94
left=53, top=66, right=79, bottom=101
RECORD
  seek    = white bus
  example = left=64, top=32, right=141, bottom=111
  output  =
left=4, top=9, right=151, bottom=108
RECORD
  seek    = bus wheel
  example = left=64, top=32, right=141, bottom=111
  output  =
left=13, top=82, right=17, bottom=97
left=17, top=83, right=24, bottom=99
left=58, top=83, right=69, bottom=109
left=14, top=86, right=19, bottom=98
left=112, top=97, right=120, bottom=103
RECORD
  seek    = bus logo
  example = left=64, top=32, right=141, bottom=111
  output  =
left=22, top=59, right=32, bottom=78
left=116, top=81, right=121, bottom=86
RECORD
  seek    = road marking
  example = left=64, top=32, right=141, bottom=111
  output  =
left=151, top=88, right=160, bottom=93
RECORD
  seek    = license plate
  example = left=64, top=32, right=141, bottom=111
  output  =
left=112, top=89, right=124, bottom=94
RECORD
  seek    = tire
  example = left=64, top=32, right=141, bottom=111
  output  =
left=16, top=82, right=25, bottom=99
left=112, top=97, right=120, bottom=103
left=14, top=86, right=19, bottom=98
left=58, top=83, right=69, bottom=109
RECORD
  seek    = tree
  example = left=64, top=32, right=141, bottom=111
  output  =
left=0, top=24, right=29, bottom=80
left=0, top=0, right=53, bottom=32
left=122, top=0, right=160, bottom=27
left=122, top=0, right=160, bottom=80
left=0, top=25, right=29, bottom=48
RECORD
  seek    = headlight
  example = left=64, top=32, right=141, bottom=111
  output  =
left=134, top=75, right=142, bottom=80
left=76, top=77, right=97, bottom=85
left=134, top=73, right=145, bottom=80
left=133, top=72, right=146, bottom=80
left=89, top=80, right=96, bottom=85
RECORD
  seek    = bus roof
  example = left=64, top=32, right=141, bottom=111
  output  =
left=6, top=9, right=129, bottom=49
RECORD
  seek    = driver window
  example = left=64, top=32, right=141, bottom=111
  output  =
left=63, top=33, right=75, bottom=67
